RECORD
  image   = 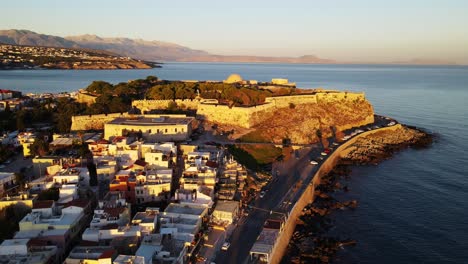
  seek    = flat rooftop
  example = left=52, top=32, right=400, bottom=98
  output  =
left=108, top=116, right=193, bottom=126
left=160, top=216, right=199, bottom=226
left=214, top=200, right=239, bottom=213
left=250, top=229, right=280, bottom=255
left=132, top=210, right=159, bottom=224
left=114, top=255, right=145, bottom=264
left=164, top=203, right=206, bottom=216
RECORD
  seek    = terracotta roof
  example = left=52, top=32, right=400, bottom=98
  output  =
left=33, top=200, right=54, bottom=209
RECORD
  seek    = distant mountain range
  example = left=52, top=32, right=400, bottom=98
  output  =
left=0, top=29, right=334, bottom=63
left=0, top=29, right=458, bottom=65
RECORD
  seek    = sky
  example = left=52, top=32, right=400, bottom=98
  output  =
left=1, top=0, right=468, bottom=63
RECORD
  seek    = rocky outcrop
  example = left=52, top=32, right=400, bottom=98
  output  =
left=340, top=125, right=433, bottom=165
left=251, top=96, right=374, bottom=144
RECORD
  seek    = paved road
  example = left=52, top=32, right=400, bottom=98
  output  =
left=213, top=115, right=397, bottom=264
left=0, top=152, right=33, bottom=176
left=214, top=146, right=319, bottom=264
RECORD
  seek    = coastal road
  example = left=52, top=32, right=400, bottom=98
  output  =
left=213, top=115, right=397, bottom=263
left=214, top=146, right=319, bottom=264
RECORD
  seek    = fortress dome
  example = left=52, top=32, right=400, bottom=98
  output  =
left=224, top=73, right=243, bottom=84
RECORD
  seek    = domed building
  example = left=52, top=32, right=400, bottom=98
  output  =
left=224, top=73, right=243, bottom=84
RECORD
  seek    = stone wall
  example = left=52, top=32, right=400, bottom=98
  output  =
left=76, top=91, right=97, bottom=106
left=71, top=113, right=186, bottom=131
left=132, top=99, right=200, bottom=113
left=270, top=125, right=402, bottom=263
left=131, top=92, right=370, bottom=129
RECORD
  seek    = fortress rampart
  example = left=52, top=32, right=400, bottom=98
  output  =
left=70, top=113, right=186, bottom=131
left=73, top=92, right=372, bottom=132
left=132, top=99, right=200, bottom=113
left=131, top=91, right=369, bottom=129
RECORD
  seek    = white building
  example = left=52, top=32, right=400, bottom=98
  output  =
left=0, top=239, right=58, bottom=264
left=0, top=172, right=15, bottom=197
left=90, top=192, right=131, bottom=229
left=131, top=207, right=159, bottom=235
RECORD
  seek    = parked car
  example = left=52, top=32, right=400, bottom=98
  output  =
left=222, top=242, right=231, bottom=251
left=260, top=191, right=266, bottom=198
left=310, top=160, right=318, bottom=165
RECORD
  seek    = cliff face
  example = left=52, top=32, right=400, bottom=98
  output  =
left=251, top=97, right=374, bottom=144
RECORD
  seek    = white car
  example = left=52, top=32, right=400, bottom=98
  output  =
left=310, top=160, right=318, bottom=165
left=222, top=242, right=230, bottom=251
left=320, top=152, right=327, bottom=156
left=260, top=191, right=266, bottom=198
left=332, top=142, right=339, bottom=146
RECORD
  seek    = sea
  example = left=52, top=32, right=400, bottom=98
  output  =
left=1, top=63, right=468, bottom=263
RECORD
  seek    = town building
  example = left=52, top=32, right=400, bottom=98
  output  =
left=131, top=207, right=159, bottom=235
left=64, top=246, right=117, bottom=264
left=0, top=172, right=16, bottom=197
left=0, top=238, right=58, bottom=264
left=104, top=115, right=194, bottom=142
left=212, top=200, right=240, bottom=226
left=89, top=192, right=131, bottom=230
left=134, top=170, right=172, bottom=204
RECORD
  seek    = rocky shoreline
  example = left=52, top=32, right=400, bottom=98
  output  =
left=284, top=125, right=433, bottom=263
left=341, top=125, right=433, bottom=165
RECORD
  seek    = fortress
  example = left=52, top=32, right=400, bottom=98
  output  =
left=131, top=91, right=371, bottom=129
left=71, top=74, right=374, bottom=143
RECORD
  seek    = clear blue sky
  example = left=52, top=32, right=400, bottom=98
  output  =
left=2, top=0, right=468, bottom=63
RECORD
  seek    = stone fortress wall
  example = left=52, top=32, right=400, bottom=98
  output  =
left=131, top=91, right=368, bottom=129
left=71, top=113, right=186, bottom=131
left=72, top=91, right=369, bottom=131
left=132, top=99, right=200, bottom=112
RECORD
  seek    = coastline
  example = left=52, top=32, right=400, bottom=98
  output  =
left=279, top=124, right=433, bottom=263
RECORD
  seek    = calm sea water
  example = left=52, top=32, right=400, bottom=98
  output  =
left=1, top=63, right=468, bottom=263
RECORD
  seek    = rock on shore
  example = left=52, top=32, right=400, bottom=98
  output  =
left=341, top=125, right=433, bottom=165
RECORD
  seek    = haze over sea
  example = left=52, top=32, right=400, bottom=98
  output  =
left=1, top=63, right=468, bottom=263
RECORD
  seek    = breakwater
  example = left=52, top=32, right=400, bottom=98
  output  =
left=269, top=124, right=411, bottom=264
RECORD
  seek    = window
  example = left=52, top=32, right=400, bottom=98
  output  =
left=148, top=129, right=152, bottom=133
left=165, top=129, right=168, bottom=133
left=175, top=128, right=177, bottom=132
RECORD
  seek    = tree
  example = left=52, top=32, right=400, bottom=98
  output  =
left=37, top=188, right=59, bottom=201
left=316, top=129, right=323, bottom=148
left=330, top=126, right=337, bottom=140
left=30, top=138, right=49, bottom=157
left=14, top=172, right=25, bottom=187
left=78, top=142, right=91, bottom=158
left=87, top=163, right=98, bottom=186
left=85, top=81, right=113, bottom=95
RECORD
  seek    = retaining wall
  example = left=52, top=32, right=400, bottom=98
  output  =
left=270, top=124, right=402, bottom=264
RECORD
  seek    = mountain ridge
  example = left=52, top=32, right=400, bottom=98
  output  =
left=0, top=29, right=459, bottom=65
